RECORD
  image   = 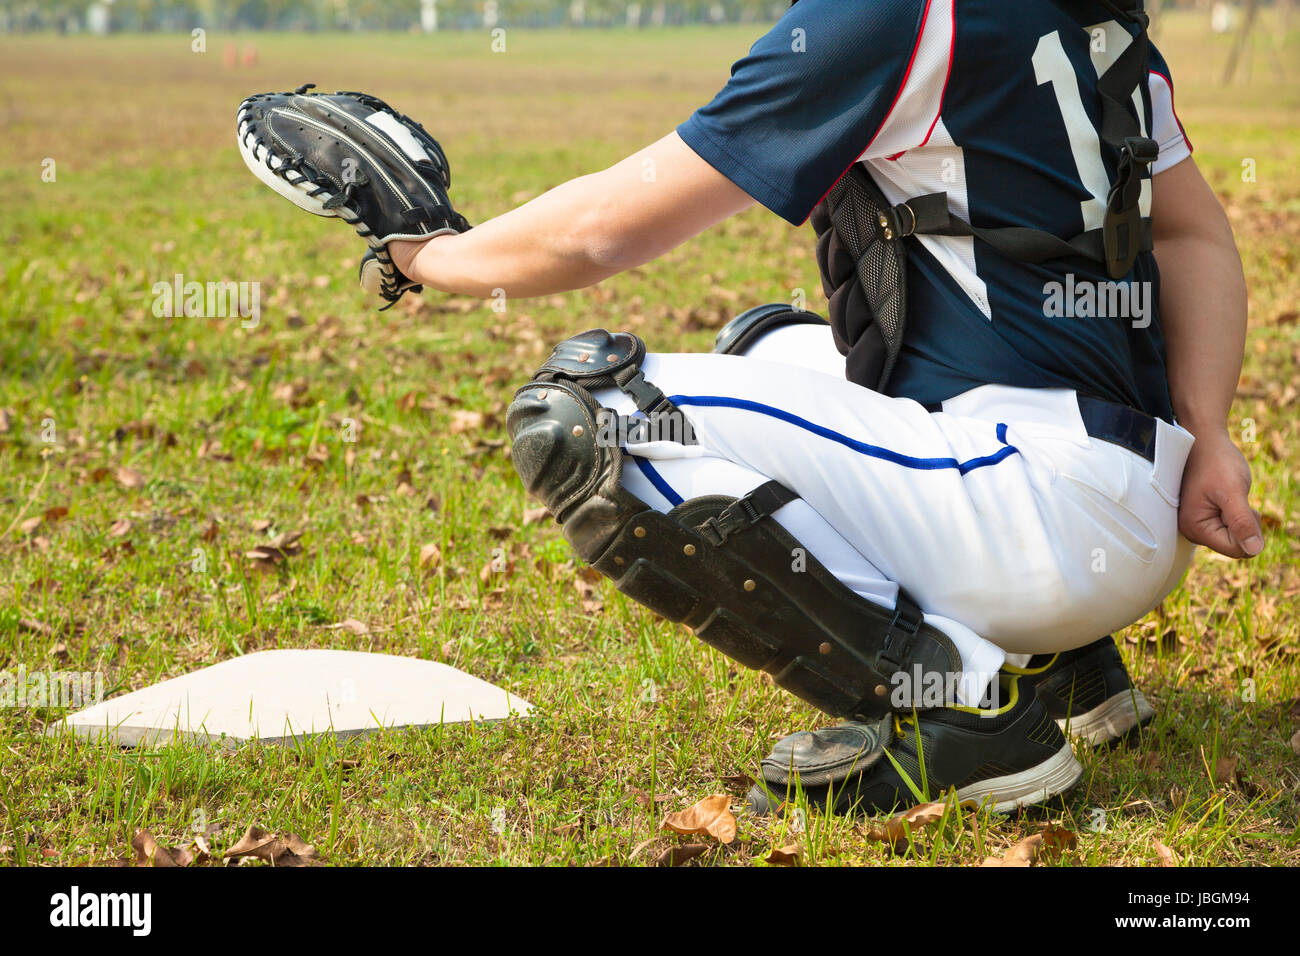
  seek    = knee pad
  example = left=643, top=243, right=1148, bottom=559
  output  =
left=507, top=329, right=961, bottom=720
left=714, top=303, right=829, bottom=356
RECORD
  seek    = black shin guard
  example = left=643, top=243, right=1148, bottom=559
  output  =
left=507, top=329, right=961, bottom=720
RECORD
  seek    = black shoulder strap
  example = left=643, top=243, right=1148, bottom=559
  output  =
left=872, top=0, right=1158, bottom=278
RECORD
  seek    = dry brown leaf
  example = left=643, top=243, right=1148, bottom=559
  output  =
left=865, top=801, right=946, bottom=847
left=1213, top=754, right=1240, bottom=786
left=652, top=843, right=710, bottom=867
left=43, top=506, right=69, bottom=523
left=764, top=843, right=802, bottom=866
left=418, top=543, right=442, bottom=569
left=552, top=814, right=588, bottom=837
left=1136, top=752, right=1164, bottom=772
left=449, top=409, right=486, bottom=434
left=1154, top=837, right=1178, bottom=867
left=223, top=825, right=318, bottom=867
left=720, top=772, right=755, bottom=792
left=200, top=519, right=220, bottom=542
left=108, top=518, right=132, bottom=538
left=0, top=408, right=11, bottom=433
left=246, top=546, right=292, bottom=566
left=193, top=834, right=213, bottom=864
left=325, top=618, right=369, bottom=636
left=251, top=518, right=273, bottom=532
left=18, top=516, right=42, bottom=535
left=1040, top=823, right=1078, bottom=859
left=523, top=506, right=551, bottom=525
left=132, top=829, right=184, bottom=867
left=114, top=466, right=145, bottom=490
left=981, top=833, right=1042, bottom=867
left=661, top=794, right=737, bottom=844
left=269, top=530, right=304, bottom=551
left=1290, top=729, right=1300, bottom=756
left=18, top=618, right=51, bottom=636
left=247, top=530, right=304, bottom=568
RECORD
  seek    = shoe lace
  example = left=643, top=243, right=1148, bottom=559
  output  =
left=891, top=713, right=919, bottom=744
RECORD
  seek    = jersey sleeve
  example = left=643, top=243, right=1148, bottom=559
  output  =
left=1147, top=43, right=1192, bottom=175
left=676, top=0, right=931, bottom=225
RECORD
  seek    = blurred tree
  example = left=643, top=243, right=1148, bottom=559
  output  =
left=0, top=0, right=795, bottom=31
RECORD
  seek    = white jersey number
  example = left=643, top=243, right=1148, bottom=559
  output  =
left=1031, top=22, right=1152, bottom=232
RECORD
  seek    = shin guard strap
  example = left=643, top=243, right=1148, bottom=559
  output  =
left=698, top=480, right=799, bottom=546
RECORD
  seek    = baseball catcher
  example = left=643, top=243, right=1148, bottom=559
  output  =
left=237, top=0, right=1260, bottom=816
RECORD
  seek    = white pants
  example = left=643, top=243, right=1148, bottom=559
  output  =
left=591, top=324, right=1195, bottom=705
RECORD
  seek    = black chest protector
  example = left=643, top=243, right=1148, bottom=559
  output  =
left=807, top=0, right=1158, bottom=391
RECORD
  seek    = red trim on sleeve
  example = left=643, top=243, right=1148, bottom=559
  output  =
left=1148, top=68, right=1193, bottom=154
left=915, top=0, right=957, bottom=150
left=800, top=0, right=935, bottom=222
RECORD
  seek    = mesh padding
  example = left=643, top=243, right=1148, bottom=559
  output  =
left=811, top=165, right=909, bottom=392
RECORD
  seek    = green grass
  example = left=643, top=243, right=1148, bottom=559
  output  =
left=1, top=12, right=1298, bottom=866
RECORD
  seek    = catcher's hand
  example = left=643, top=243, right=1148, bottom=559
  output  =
left=236, top=84, right=469, bottom=308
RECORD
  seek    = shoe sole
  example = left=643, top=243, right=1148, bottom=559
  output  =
left=954, top=742, right=1082, bottom=814
left=1056, top=689, right=1154, bottom=746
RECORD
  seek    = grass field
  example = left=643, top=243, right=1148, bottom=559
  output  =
left=1, top=11, right=1298, bottom=867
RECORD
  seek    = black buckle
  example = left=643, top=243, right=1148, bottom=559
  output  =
left=1124, top=135, right=1159, bottom=165
left=1102, top=137, right=1157, bottom=279
left=696, top=517, right=726, bottom=547
left=875, top=202, right=917, bottom=241
left=697, top=507, right=750, bottom=547
left=619, top=369, right=673, bottom=416
left=877, top=604, right=921, bottom=670
left=1102, top=202, right=1143, bottom=278
left=696, top=495, right=767, bottom=547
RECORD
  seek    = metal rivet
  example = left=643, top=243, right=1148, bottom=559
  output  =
left=633, top=526, right=646, bottom=538
left=878, top=213, right=889, bottom=227
left=606, top=353, right=619, bottom=362
left=874, top=684, right=887, bottom=697
left=683, top=544, right=696, bottom=556
left=883, top=228, right=894, bottom=240
left=536, top=389, right=548, bottom=400
left=572, top=425, right=584, bottom=437
left=819, top=642, right=831, bottom=655
left=743, top=579, right=756, bottom=591
left=614, top=556, right=625, bottom=566
left=578, top=351, right=591, bottom=362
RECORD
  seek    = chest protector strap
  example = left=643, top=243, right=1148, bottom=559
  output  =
left=812, top=0, right=1158, bottom=391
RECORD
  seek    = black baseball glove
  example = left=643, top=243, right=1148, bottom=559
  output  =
left=236, top=84, right=469, bottom=308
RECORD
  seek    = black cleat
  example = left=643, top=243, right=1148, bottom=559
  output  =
left=1005, top=636, right=1154, bottom=745
left=746, top=674, right=1081, bottom=817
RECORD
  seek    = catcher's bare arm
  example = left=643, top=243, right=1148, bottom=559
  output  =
left=1151, top=157, right=1262, bottom=558
left=389, top=132, right=754, bottom=298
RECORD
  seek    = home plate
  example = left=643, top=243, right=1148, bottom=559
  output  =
left=50, top=649, right=532, bottom=749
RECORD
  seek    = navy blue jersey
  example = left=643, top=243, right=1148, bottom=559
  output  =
left=678, top=0, right=1192, bottom=421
